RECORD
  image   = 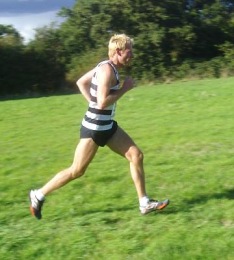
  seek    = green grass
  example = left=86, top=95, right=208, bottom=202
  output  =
left=0, top=77, right=233, bottom=260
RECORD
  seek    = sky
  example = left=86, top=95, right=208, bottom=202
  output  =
left=0, top=0, right=76, bottom=43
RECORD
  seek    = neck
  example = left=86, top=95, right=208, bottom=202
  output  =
left=109, top=57, right=122, bottom=69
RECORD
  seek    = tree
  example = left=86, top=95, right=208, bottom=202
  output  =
left=0, top=24, right=23, bottom=46
left=185, top=0, right=234, bottom=58
left=0, top=25, right=24, bottom=95
left=1, top=0, right=234, bottom=96
left=57, top=0, right=199, bottom=80
left=25, top=24, right=66, bottom=93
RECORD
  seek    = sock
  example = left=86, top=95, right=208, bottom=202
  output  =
left=139, top=196, right=149, bottom=207
left=35, top=189, right=45, bottom=201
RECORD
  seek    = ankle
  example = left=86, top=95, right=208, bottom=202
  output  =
left=139, top=196, right=149, bottom=207
left=35, top=189, right=45, bottom=201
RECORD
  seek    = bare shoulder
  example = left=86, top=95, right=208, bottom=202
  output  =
left=96, top=63, right=115, bottom=83
left=97, top=62, right=113, bottom=75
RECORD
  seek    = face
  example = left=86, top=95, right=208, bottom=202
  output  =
left=118, top=43, right=133, bottom=66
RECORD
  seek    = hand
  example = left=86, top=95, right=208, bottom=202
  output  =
left=122, top=76, right=136, bottom=91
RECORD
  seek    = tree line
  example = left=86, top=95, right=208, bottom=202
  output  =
left=0, top=0, right=234, bottom=96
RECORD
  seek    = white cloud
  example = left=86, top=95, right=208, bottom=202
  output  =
left=0, top=10, right=63, bottom=43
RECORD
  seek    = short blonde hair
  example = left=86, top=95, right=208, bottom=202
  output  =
left=108, top=34, right=133, bottom=58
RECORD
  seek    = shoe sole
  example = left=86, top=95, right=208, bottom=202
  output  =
left=156, top=199, right=170, bottom=210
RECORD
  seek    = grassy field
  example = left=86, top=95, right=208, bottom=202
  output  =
left=0, top=77, right=233, bottom=260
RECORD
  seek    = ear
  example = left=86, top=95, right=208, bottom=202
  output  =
left=116, top=48, right=122, bottom=56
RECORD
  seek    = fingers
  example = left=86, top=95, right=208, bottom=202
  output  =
left=123, top=76, right=136, bottom=89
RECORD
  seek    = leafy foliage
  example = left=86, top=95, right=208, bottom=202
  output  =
left=0, top=0, right=234, bottom=96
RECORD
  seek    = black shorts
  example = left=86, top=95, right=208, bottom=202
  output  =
left=80, top=121, right=118, bottom=147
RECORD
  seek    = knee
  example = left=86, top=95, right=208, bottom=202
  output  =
left=69, top=165, right=85, bottom=180
left=127, top=147, right=144, bottom=164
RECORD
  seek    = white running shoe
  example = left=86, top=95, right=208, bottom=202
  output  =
left=140, top=199, right=170, bottom=215
left=29, top=190, right=44, bottom=220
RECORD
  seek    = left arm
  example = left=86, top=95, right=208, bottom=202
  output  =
left=76, top=69, right=95, bottom=102
left=96, top=64, right=135, bottom=109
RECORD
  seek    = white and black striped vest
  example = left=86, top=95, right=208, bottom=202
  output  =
left=82, top=60, right=120, bottom=131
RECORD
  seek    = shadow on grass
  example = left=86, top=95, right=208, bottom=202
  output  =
left=0, top=90, right=78, bottom=102
left=79, top=204, right=136, bottom=216
left=184, top=188, right=234, bottom=205
left=161, top=188, right=234, bottom=214
left=151, top=188, right=234, bottom=215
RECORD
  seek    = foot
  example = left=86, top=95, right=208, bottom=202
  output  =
left=29, top=190, right=45, bottom=220
left=140, top=199, right=169, bottom=215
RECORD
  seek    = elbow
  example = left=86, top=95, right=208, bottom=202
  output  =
left=76, top=79, right=85, bottom=93
left=76, top=79, right=81, bottom=90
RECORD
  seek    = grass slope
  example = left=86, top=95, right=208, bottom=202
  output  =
left=0, top=77, right=233, bottom=259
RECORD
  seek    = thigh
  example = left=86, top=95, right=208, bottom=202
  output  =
left=107, top=126, right=137, bottom=158
left=72, top=138, right=99, bottom=171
